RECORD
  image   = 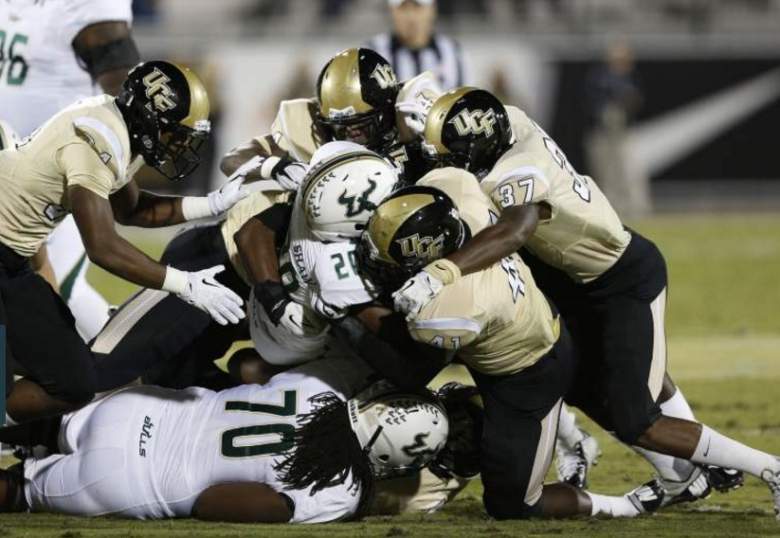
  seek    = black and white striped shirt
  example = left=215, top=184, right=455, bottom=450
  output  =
left=366, top=32, right=466, bottom=90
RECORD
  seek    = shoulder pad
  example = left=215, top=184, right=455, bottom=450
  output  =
left=72, top=111, right=129, bottom=180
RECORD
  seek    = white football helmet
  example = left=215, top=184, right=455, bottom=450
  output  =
left=0, top=119, right=19, bottom=150
left=347, top=380, right=450, bottom=478
left=301, top=141, right=398, bottom=242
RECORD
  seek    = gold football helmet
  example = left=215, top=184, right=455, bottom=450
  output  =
left=316, top=48, right=399, bottom=151
left=357, top=185, right=465, bottom=291
left=422, top=87, right=512, bottom=178
left=116, top=60, right=211, bottom=180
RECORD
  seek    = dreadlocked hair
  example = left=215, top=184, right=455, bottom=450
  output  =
left=274, top=391, right=375, bottom=518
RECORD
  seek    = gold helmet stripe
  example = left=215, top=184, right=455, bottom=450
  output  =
left=175, top=63, right=210, bottom=130
left=424, top=86, right=477, bottom=155
left=369, top=193, right=437, bottom=263
left=319, top=48, right=373, bottom=118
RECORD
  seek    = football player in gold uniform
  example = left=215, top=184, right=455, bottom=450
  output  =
left=220, top=47, right=440, bottom=188
left=337, top=175, right=664, bottom=519
left=393, top=87, right=780, bottom=515
left=0, top=61, right=247, bottom=423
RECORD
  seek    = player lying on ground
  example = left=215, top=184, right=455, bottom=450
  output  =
left=153, top=347, right=481, bottom=516
left=393, top=87, right=779, bottom=513
left=0, top=356, right=448, bottom=523
left=341, top=180, right=663, bottom=519
left=0, top=60, right=248, bottom=424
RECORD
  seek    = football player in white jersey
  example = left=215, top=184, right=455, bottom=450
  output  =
left=0, top=0, right=142, bottom=341
left=238, top=142, right=399, bottom=366
left=394, top=87, right=780, bottom=515
left=1, top=61, right=247, bottom=423
left=0, top=357, right=449, bottom=523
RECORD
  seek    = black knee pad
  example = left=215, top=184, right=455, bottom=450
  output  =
left=484, top=492, right=543, bottom=520
left=42, top=364, right=97, bottom=405
left=611, top=405, right=662, bottom=445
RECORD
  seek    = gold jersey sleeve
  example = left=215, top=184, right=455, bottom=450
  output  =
left=261, top=98, right=327, bottom=163
left=480, top=106, right=631, bottom=283
left=417, top=167, right=496, bottom=234
left=370, top=468, right=471, bottom=516
left=220, top=188, right=293, bottom=285
left=409, top=171, right=559, bottom=376
left=0, top=95, right=132, bottom=257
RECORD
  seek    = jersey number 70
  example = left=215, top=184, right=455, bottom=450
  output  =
left=221, top=390, right=298, bottom=458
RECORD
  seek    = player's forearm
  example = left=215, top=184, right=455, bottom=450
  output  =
left=336, top=309, right=447, bottom=390
left=235, top=217, right=282, bottom=284
left=447, top=203, right=539, bottom=275
left=221, top=137, right=277, bottom=177
left=118, top=191, right=187, bottom=228
left=84, top=232, right=167, bottom=289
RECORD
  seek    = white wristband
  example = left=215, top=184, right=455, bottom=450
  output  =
left=260, top=156, right=281, bottom=179
left=162, top=266, right=188, bottom=295
left=181, top=196, right=212, bottom=221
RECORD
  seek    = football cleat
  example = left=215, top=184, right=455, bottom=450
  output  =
left=653, top=466, right=711, bottom=508
left=627, top=480, right=666, bottom=515
left=761, top=459, right=780, bottom=520
left=555, top=430, right=601, bottom=489
left=706, top=466, right=744, bottom=493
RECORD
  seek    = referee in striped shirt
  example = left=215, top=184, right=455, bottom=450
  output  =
left=367, top=0, right=467, bottom=90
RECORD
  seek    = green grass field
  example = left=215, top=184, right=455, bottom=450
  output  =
left=2, top=213, right=780, bottom=537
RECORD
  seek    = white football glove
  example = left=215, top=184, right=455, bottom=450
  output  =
left=173, top=265, right=246, bottom=326
left=395, top=72, right=442, bottom=138
left=392, top=270, right=444, bottom=321
left=277, top=300, right=307, bottom=336
left=206, top=174, right=250, bottom=217
left=309, top=289, right=348, bottom=320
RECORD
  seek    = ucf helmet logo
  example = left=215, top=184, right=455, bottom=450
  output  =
left=142, top=68, right=177, bottom=112
left=370, top=64, right=397, bottom=90
left=396, top=233, right=445, bottom=261
left=338, top=179, right=378, bottom=217
left=449, top=108, right=497, bottom=138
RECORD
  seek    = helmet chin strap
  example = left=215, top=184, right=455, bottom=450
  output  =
left=364, top=425, right=384, bottom=453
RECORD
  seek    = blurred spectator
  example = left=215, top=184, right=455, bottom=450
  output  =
left=367, top=0, right=467, bottom=90
left=584, top=40, right=648, bottom=217
left=320, top=0, right=356, bottom=20
left=131, top=0, right=158, bottom=20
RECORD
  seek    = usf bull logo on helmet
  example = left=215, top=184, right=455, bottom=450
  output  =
left=357, top=185, right=465, bottom=291
left=302, top=141, right=398, bottom=242
left=348, top=380, right=449, bottom=479
left=316, top=48, right=399, bottom=152
left=116, top=60, right=211, bottom=180
left=422, top=87, right=512, bottom=178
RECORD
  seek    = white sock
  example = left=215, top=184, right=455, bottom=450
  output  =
left=692, top=424, right=780, bottom=480
left=634, top=389, right=697, bottom=483
left=634, top=445, right=696, bottom=483
left=557, top=404, right=584, bottom=448
left=660, top=388, right=696, bottom=421
left=586, top=492, right=640, bottom=518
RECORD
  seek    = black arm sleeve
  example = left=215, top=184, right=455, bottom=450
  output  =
left=75, top=36, right=141, bottom=78
left=330, top=314, right=449, bottom=391
left=253, top=201, right=293, bottom=251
